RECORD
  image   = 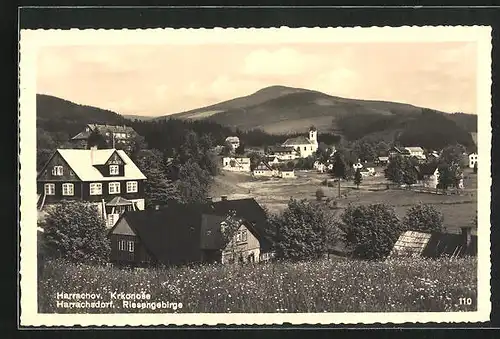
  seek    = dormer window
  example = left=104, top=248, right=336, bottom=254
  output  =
left=109, top=165, right=119, bottom=175
left=52, top=166, right=63, bottom=176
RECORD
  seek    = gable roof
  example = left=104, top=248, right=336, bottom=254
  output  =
left=404, top=147, right=425, bottom=153
left=418, top=163, right=439, bottom=177
left=254, top=161, right=274, bottom=171
left=71, top=124, right=136, bottom=140
left=269, top=146, right=296, bottom=153
left=282, top=136, right=312, bottom=146
left=55, top=149, right=146, bottom=181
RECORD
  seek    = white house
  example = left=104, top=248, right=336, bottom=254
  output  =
left=225, top=136, right=240, bottom=151
left=314, top=161, right=326, bottom=173
left=353, top=161, right=364, bottom=170
left=222, top=157, right=251, bottom=172
left=404, top=147, right=426, bottom=160
left=419, top=164, right=464, bottom=189
left=279, top=169, right=296, bottom=179
left=252, top=161, right=278, bottom=177
left=469, top=153, right=478, bottom=168
left=281, top=126, right=318, bottom=158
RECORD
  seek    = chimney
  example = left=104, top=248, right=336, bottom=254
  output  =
left=461, top=226, right=472, bottom=247
left=221, top=195, right=228, bottom=201
left=90, top=146, right=97, bottom=165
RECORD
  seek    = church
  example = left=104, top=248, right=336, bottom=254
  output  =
left=281, top=126, right=319, bottom=158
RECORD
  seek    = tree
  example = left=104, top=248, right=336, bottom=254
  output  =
left=440, top=144, right=467, bottom=167
left=437, top=162, right=462, bottom=191
left=221, top=140, right=233, bottom=156
left=330, top=152, right=348, bottom=198
left=248, top=152, right=263, bottom=171
left=353, top=140, right=377, bottom=162
left=177, top=160, right=213, bottom=204
left=384, top=155, right=416, bottom=187
left=37, top=148, right=55, bottom=172
left=39, top=201, right=111, bottom=263
left=219, top=210, right=245, bottom=264
left=87, top=129, right=109, bottom=149
left=473, top=161, right=478, bottom=174
left=270, top=199, right=338, bottom=260
left=135, top=149, right=180, bottom=207
left=340, top=203, right=404, bottom=260
left=353, top=168, right=362, bottom=189
left=235, top=142, right=245, bottom=155
left=403, top=203, right=444, bottom=233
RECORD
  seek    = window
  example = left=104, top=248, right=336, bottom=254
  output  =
left=109, top=182, right=121, bottom=194
left=118, top=240, right=126, bottom=251
left=44, top=183, right=55, bottom=195
left=62, top=183, right=74, bottom=196
left=52, top=166, right=63, bottom=176
left=89, top=183, right=102, bottom=195
left=127, top=241, right=134, bottom=252
left=109, top=165, right=119, bottom=175
left=235, top=229, right=247, bottom=243
left=126, top=181, right=138, bottom=193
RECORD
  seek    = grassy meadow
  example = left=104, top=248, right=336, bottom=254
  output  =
left=211, top=168, right=477, bottom=233
left=39, top=257, right=477, bottom=313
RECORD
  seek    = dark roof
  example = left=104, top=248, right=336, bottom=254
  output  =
left=269, top=146, right=295, bottom=153
left=111, top=198, right=274, bottom=265
left=115, top=204, right=205, bottom=266
left=282, top=136, right=312, bottom=146
left=390, top=230, right=477, bottom=258
left=418, top=163, right=438, bottom=177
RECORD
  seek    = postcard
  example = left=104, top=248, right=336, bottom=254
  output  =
left=19, top=26, right=491, bottom=326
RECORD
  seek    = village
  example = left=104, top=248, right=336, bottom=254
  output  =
left=36, top=122, right=479, bottom=268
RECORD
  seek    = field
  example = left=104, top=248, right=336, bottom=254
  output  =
left=211, top=167, right=478, bottom=234
left=39, top=257, right=477, bottom=313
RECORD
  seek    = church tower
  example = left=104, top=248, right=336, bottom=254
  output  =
left=309, top=126, right=318, bottom=145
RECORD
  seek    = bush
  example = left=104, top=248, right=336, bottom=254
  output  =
left=340, top=204, right=405, bottom=260
left=40, top=201, right=111, bottom=264
left=403, top=203, right=444, bottom=233
left=315, top=188, right=325, bottom=201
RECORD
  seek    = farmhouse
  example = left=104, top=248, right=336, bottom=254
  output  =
left=108, top=198, right=274, bottom=267
left=252, top=161, right=278, bottom=177
left=281, top=126, right=318, bottom=158
left=225, top=136, right=240, bottom=151
left=377, top=156, right=389, bottom=165
left=469, top=152, right=478, bottom=169
left=71, top=123, right=137, bottom=149
left=390, top=227, right=476, bottom=258
left=222, top=157, right=251, bottom=172
left=268, top=146, right=298, bottom=161
left=36, top=147, right=147, bottom=228
left=417, top=163, right=464, bottom=189
left=265, top=156, right=281, bottom=167
left=388, top=146, right=426, bottom=161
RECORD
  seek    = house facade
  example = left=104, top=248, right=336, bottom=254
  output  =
left=225, top=136, right=240, bottom=151
left=279, top=169, right=296, bottom=179
left=268, top=146, right=298, bottom=161
left=469, top=152, right=478, bottom=168
left=253, top=161, right=279, bottom=177
left=222, top=157, right=251, bottom=172
left=71, top=123, right=137, bottom=149
left=388, top=146, right=425, bottom=160
left=37, top=147, right=147, bottom=228
left=108, top=198, right=274, bottom=267
left=281, top=126, right=318, bottom=158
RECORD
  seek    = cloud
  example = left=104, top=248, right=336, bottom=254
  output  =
left=242, top=48, right=320, bottom=76
left=313, top=68, right=359, bottom=96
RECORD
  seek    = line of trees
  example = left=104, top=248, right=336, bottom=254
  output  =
left=267, top=199, right=450, bottom=261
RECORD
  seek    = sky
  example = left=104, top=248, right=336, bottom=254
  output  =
left=37, top=42, right=477, bottom=116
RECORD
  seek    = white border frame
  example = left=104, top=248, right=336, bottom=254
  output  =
left=19, top=26, right=492, bottom=326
